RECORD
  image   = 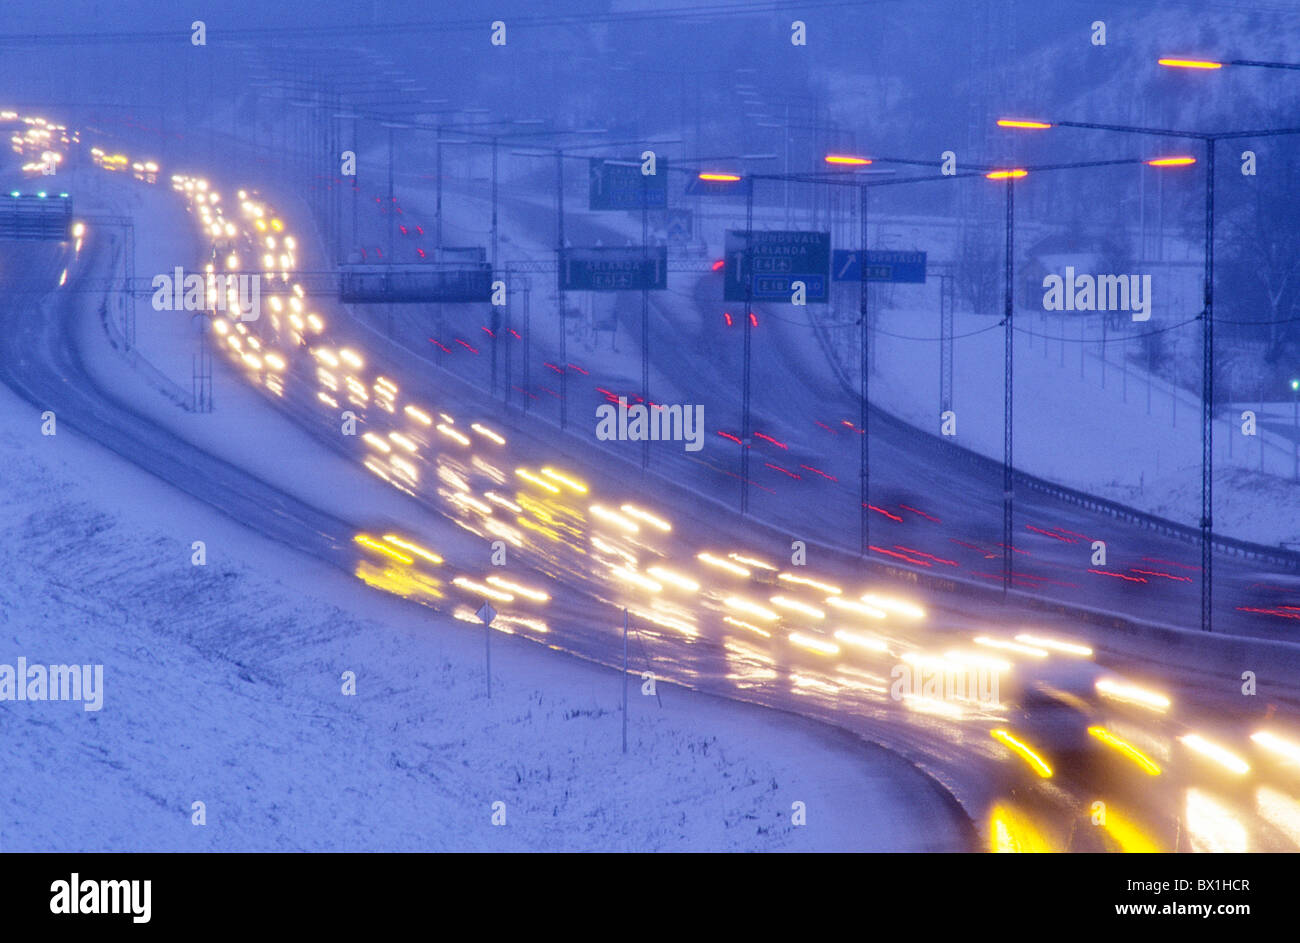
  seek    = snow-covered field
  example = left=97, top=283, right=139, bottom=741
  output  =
left=0, top=364, right=975, bottom=851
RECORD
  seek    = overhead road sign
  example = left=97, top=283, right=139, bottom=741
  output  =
left=832, top=249, right=927, bottom=283
left=562, top=246, right=668, bottom=291
left=589, top=158, right=668, bottom=211
left=724, top=230, right=830, bottom=303
left=339, top=262, right=493, bottom=303
left=0, top=192, right=73, bottom=240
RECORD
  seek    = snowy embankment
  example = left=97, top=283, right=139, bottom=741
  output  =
left=0, top=173, right=969, bottom=852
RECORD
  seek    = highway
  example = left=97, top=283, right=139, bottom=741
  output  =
left=337, top=167, right=1300, bottom=642
left=4, top=142, right=1300, bottom=850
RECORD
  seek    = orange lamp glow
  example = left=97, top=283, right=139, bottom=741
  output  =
left=698, top=172, right=742, bottom=182
left=1158, top=58, right=1223, bottom=69
left=997, top=119, right=1052, bottom=130
left=985, top=169, right=1028, bottom=179
left=824, top=154, right=873, bottom=165
left=1146, top=156, right=1197, bottom=166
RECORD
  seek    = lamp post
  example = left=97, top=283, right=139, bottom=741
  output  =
left=997, top=116, right=1300, bottom=631
left=986, top=168, right=1026, bottom=596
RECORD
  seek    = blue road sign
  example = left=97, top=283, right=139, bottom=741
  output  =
left=832, top=249, right=927, bottom=283
left=589, top=159, right=668, bottom=211
left=724, top=230, right=830, bottom=303
left=563, top=246, right=668, bottom=291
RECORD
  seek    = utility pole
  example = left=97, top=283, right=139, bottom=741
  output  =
left=556, top=149, right=569, bottom=430
left=386, top=126, right=394, bottom=260
left=641, top=171, right=651, bottom=470
left=859, top=183, right=870, bottom=557
left=1002, top=176, right=1015, bottom=598
left=1201, top=138, right=1215, bottom=631
left=740, top=177, right=755, bottom=514
left=622, top=608, right=629, bottom=754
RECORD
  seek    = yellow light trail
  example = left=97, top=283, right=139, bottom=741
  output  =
left=1180, top=733, right=1250, bottom=775
left=698, top=553, right=750, bottom=577
left=723, top=596, right=778, bottom=621
left=788, top=632, right=839, bottom=656
left=832, top=629, right=888, bottom=653
left=826, top=596, right=886, bottom=619
left=974, top=635, right=1048, bottom=658
left=354, top=534, right=413, bottom=565
left=620, top=504, right=672, bottom=532
left=778, top=572, right=841, bottom=594
left=438, top=424, right=471, bottom=446
left=485, top=575, right=549, bottom=602
left=1014, top=633, right=1093, bottom=657
left=990, top=729, right=1053, bottom=778
left=516, top=468, right=560, bottom=493
left=1095, top=678, right=1171, bottom=713
left=452, top=576, right=514, bottom=602
left=723, top=616, right=771, bottom=638
left=381, top=535, right=443, bottom=566
left=541, top=467, right=588, bottom=493
left=1088, top=726, right=1161, bottom=775
left=589, top=504, right=639, bottom=533
left=471, top=422, right=506, bottom=445
left=769, top=596, right=825, bottom=619
left=646, top=566, right=700, bottom=592
left=1251, top=730, right=1300, bottom=766
left=729, top=552, right=777, bottom=571
left=609, top=566, right=663, bottom=593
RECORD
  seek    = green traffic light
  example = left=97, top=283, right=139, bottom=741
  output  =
left=1292, top=379, right=1300, bottom=391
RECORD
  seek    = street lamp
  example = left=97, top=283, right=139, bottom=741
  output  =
left=1160, top=56, right=1300, bottom=73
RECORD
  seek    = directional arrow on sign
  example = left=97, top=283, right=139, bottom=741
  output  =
left=837, top=252, right=857, bottom=280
